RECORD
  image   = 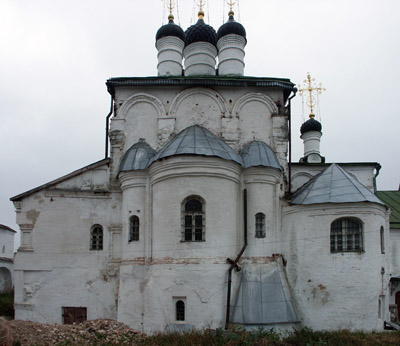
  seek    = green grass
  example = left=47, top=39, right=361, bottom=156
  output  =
left=0, top=292, right=14, bottom=318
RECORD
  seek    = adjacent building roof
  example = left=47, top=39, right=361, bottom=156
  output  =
left=0, top=224, right=16, bottom=233
left=241, top=141, right=281, bottom=170
left=376, top=191, right=400, bottom=229
left=150, top=125, right=243, bottom=166
left=291, top=163, right=385, bottom=205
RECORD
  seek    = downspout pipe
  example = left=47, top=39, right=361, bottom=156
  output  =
left=286, top=88, right=297, bottom=195
left=105, top=95, right=114, bottom=159
left=225, top=188, right=248, bottom=329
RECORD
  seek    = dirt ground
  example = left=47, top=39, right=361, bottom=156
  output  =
left=1, top=318, right=143, bottom=345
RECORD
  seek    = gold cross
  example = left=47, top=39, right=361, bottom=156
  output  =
left=167, top=0, right=175, bottom=20
left=298, top=73, right=325, bottom=118
left=227, top=0, right=236, bottom=16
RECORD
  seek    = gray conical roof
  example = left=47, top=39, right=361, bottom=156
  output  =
left=291, top=163, right=385, bottom=205
left=241, top=141, right=281, bottom=170
left=149, top=125, right=243, bottom=165
left=119, top=139, right=156, bottom=173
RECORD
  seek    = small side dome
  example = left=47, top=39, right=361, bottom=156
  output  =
left=300, top=118, right=322, bottom=135
left=217, top=14, right=246, bottom=42
left=241, top=141, right=282, bottom=169
left=149, top=125, right=243, bottom=166
left=156, top=17, right=185, bottom=42
left=185, top=17, right=217, bottom=47
left=119, top=139, right=156, bottom=173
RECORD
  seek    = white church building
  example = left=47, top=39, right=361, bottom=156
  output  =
left=11, top=6, right=391, bottom=333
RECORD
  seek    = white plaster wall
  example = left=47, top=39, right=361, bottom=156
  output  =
left=244, top=168, right=282, bottom=256
left=13, top=176, right=121, bottom=323
left=390, top=229, right=400, bottom=277
left=118, top=263, right=230, bottom=333
left=149, top=157, right=242, bottom=259
left=238, top=99, right=274, bottom=146
left=119, top=172, right=147, bottom=260
left=0, top=228, right=15, bottom=259
left=282, top=203, right=389, bottom=330
left=172, top=89, right=224, bottom=134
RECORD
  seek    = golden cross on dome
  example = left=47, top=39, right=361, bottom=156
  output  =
left=227, top=0, right=236, bottom=15
left=197, top=0, right=205, bottom=19
left=298, top=73, right=326, bottom=119
left=167, top=0, right=175, bottom=20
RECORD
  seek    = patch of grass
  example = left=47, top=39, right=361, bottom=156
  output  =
left=0, top=292, right=14, bottom=318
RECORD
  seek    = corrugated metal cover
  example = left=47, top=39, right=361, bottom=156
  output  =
left=119, top=140, right=156, bottom=172
left=291, top=163, right=385, bottom=205
left=241, top=141, right=281, bottom=170
left=230, top=262, right=299, bottom=325
left=376, top=191, right=400, bottom=229
left=149, top=125, right=243, bottom=166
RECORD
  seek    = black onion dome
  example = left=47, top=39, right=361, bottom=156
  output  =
left=300, top=118, right=322, bottom=135
left=156, top=19, right=185, bottom=42
left=185, top=19, right=217, bottom=47
left=217, top=15, right=247, bottom=42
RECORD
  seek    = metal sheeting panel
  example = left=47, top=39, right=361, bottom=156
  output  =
left=118, top=140, right=156, bottom=172
left=241, top=141, right=282, bottom=170
left=376, top=191, right=400, bottom=229
left=149, top=125, right=244, bottom=166
left=291, top=163, right=385, bottom=205
left=230, top=262, right=299, bottom=325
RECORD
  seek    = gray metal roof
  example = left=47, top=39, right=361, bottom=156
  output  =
left=241, top=141, right=282, bottom=170
left=0, top=224, right=16, bottom=233
left=230, top=262, right=299, bottom=325
left=291, top=163, right=385, bottom=205
left=149, top=125, right=243, bottom=166
left=119, top=139, right=156, bottom=173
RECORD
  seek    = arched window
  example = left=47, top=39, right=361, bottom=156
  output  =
left=330, top=218, right=363, bottom=253
left=90, top=225, right=103, bottom=250
left=380, top=226, right=385, bottom=254
left=255, top=213, right=266, bottom=238
left=176, top=300, right=185, bottom=321
left=129, top=216, right=140, bottom=242
left=182, top=196, right=205, bottom=242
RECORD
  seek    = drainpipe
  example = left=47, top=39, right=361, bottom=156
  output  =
left=287, top=89, right=297, bottom=195
left=225, top=188, right=248, bottom=329
left=105, top=95, right=114, bottom=159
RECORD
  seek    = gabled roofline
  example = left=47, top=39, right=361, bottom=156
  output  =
left=0, top=224, right=16, bottom=233
left=10, top=158, right=111, bottom=202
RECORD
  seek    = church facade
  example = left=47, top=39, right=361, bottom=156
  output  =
left=11, top=8, right=390, bottom=333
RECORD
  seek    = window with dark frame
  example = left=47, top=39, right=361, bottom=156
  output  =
left=90, top=225, right=103, bottom=250
left=380, top=226, right=385, bottom=254
left=176, top=300, right=185, bottom=321
left=330, top=218, right=363, bottom=253
left=129, top=216, right=140, bottom=242
left=182, top=197, right=205, bottom=242
left=255, top=213, right=266, bottom=238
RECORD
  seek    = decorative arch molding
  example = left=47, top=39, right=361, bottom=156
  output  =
left=292, top=172, right=314, bottom=182
left=118, top=93, right=165, bottom=119
left=169, top=88, right=228, bottom=117
left=233, top=93, right=278, bottom=116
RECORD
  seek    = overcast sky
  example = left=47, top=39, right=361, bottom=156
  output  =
left=1, top=0, right=399, bottom=248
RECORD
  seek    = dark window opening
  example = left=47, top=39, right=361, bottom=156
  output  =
left=330, top=218, right=363, bottom=253
left=62, top=307, right=87, bottom=324
left=90, top=225, right=103, bottom=250
left=255, top=213, right=266, bottom=238
left=129, top=216, right=140, bottom=242
left=380, top=226, right=385, bottom=254
left=182, top=196, right=205, bottom=242
left=176, top=300, right=185, bottom=321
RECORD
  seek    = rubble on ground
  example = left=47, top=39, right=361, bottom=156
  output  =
left=5, top=319, right=143, bottom=345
